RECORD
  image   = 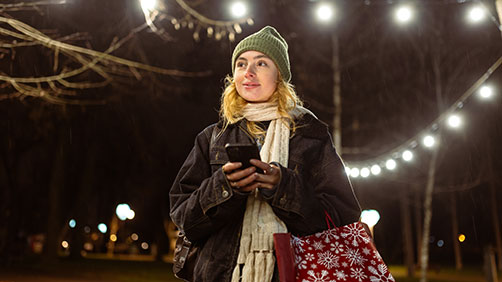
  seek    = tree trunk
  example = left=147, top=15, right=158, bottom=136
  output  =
left=488, top=150, right=502, bottom=271
left=0, top=153, right=11, bottom=258
left=419, top=143, right=440, bottom=282
left=45, top=129, right=67, bottom=261
left=400, top=185, right=415, bottom=277
left=450, top=193, right=462, bottom=270
left=415, top=186, right=422, bottom=268
left=331, top=33, right=342, bottom=151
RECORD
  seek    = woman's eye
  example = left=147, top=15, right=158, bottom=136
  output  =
left=257, top=61, right=268, bottom=67
left=236, top=62, right=246, bottom=68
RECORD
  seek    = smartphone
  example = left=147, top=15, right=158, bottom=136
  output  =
left=224, top=143, right=264, bottom=173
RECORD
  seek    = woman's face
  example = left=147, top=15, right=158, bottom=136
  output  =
left=234, top=51, right=279, bottom=103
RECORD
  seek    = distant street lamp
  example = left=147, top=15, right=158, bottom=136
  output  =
left=360, top=209, right=381, bottom=237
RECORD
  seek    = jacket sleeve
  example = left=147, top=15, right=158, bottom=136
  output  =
left=169, top=126, right=248, bottom=242
left=262, top=126, right=361, bottom=236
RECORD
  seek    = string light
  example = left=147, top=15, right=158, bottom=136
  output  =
left=468, top=5, right=486, bottom=23
left=395, top=6, right=413, bottom=23
left=385, top=159, right=397, bottom=170
left=360, top=167, right=370, bottom=178
left=371, top=165, right=381, bottom=175
left=316, top=3, right=334, bottom=22
left=351, top=167, right=360, bottom=178
left=402, top=150, right=413, bottom=161
left=423, top=135, right=436, bottom=148
left=447, top=114, right=462, bottom=128
left=479, top=85, right=493, bottom=99
left=230, top=2, right=247, bottom=18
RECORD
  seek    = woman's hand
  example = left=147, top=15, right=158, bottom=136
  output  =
left=222, top=159, right=280, bottom=192
left=222, top=162, right=257, bottom=192
left=250, top=159, right=280, bottom=190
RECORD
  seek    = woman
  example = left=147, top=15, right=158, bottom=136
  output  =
left=169, top=26, right=361, bottom=282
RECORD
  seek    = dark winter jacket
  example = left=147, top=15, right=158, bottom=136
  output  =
left=169, top=112, right=361, bottom=281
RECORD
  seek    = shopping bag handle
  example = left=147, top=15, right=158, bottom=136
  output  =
left=324, top=210, right=336, bottom=229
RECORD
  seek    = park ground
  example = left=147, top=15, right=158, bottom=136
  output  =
left=1, top=258, right=501, bottom=282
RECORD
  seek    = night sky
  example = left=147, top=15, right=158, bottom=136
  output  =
left=1, top=0, right=502, bottom=265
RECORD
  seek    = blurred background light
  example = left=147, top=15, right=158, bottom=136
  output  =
left=131, top=233, right=139, bottom=241
left=140, top=0, right=157, bottom=11
left=395, top=6, right=412, bottom=23
left=385, top=159, right=396, bottom=170
left=316, top=3, right=334, bottom=22
left=423, top=135, right=435, bottom=148
left=69, top=219, right=76, bottom=229
left=479, top=85, right=493, bottom=99
left=230, top=2, right=247, bottom=18
left=402, top=150, right=413, bottom=161
left=447, top=114, right=461, bottom=128
left=98, top=223, right=107, bottom=234
left=371, top=164, right=381, bottom=175
left=360, top=167, right=370, bottom=178
left=468, top=6, right=485, bottom=22
left=141, top=242, right=149, bottom=250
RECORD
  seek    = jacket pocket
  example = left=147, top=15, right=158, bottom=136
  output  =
left=210, top=146, right=228, bottom=174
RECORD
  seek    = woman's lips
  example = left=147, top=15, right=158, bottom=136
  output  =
left=243, top=83, right=260, bottom=89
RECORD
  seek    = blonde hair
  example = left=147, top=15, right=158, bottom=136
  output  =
left=219, top=74, right=303, bottom=139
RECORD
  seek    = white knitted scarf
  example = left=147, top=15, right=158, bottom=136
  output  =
left=231, top=102, right=307, bottom=282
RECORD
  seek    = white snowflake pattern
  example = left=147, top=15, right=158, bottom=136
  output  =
left=305, top=253, right=315, bottom=261
left=303, top=270, right=331, bottom=282
left=335, top=270, right=347, bottom=281
left=317, top=251, right=340, bottom=269
left=292, top=236, right=310, bottom=253
left=362, top=247, right=371, bottom=255
left=311, top=263, right=318, bottom=269
left=371, top=260, right=376, bottom=265
left=342, top=248, right=367, bottom=267
left=342, top=262, right=348, bottom=268
left=368, top=264, right=395, bottom=282
left=295, top=254, right=303, bottom=264
left=297, top=259, right=308, bottom=270
left=373, top=250, right=383, bottom=261
left=312, top=241, right=325, bottom=251
left=340, top=224, right=370, bottom=247
left=350, top=268, right=367, bottom=282
left=319, top=229, right=340, bottom=243
left=330, top=241, right=345, bottom=254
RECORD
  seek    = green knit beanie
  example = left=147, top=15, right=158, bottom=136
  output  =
left=231, top=26, right=291, bottom=82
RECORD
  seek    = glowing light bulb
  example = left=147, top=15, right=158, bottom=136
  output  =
left=386, top=159, right=396, bottom=170
left=316, top=3, right=334, bottom=21
left=395, top=6, right=412, bottom=23
left=350, top=167, right=360, bottom=178
left=448, top=114, right=461, bottom=128
left=468, top=6, right=485, bottom=22
left=140, top=0, right=157, bottom=11
left=230, top=2, right=247, bottom=18
left=371, top=165, right=381, bottom=175
left=423, top=135, right=435, bottom=148
left=360, top=167, right=370, bottom=178
left=402, top=150, right=413, bottom=161
left=479, top=85, right=493, bottom=99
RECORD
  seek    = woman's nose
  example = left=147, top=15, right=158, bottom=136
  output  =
left=245, top=65, right=256, bottom=78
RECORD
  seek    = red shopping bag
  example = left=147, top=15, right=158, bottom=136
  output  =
left=274, top=212, right=395, bottom=282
